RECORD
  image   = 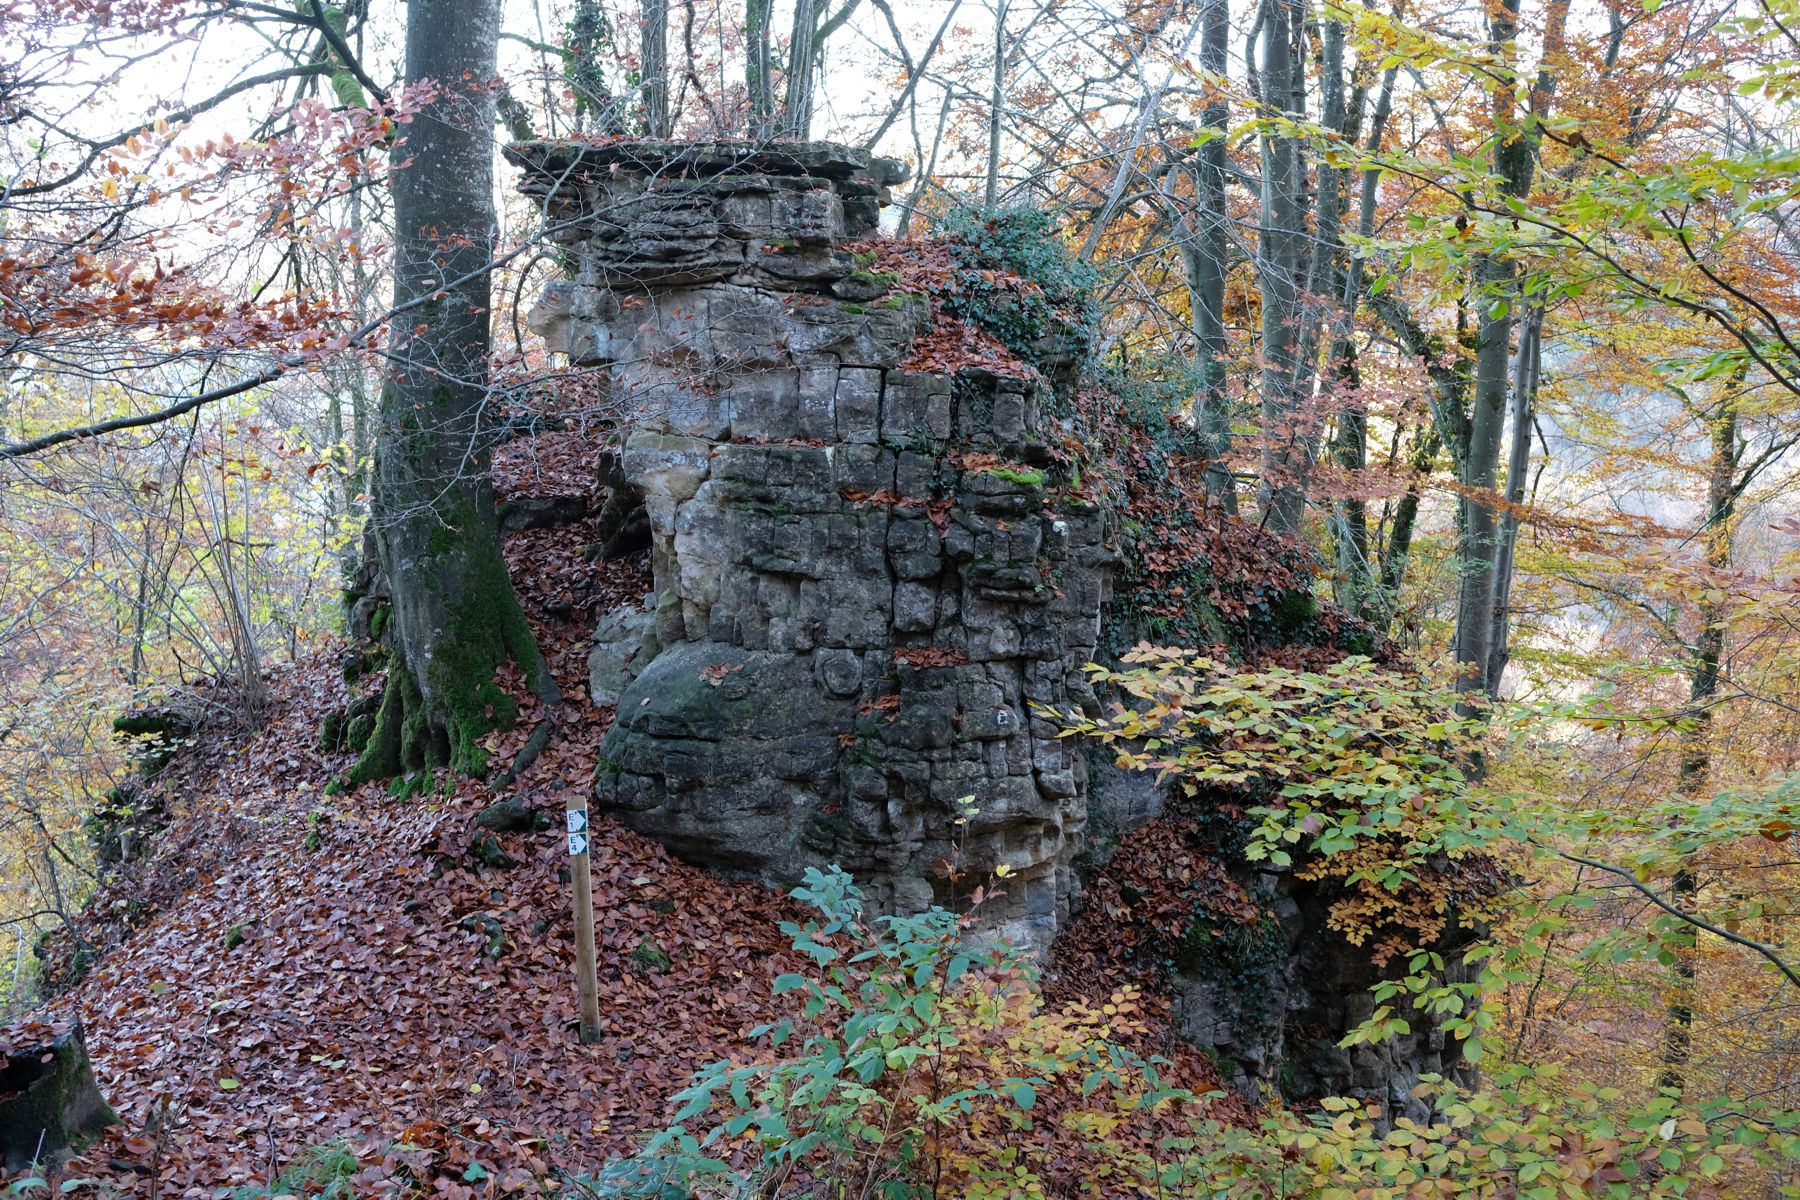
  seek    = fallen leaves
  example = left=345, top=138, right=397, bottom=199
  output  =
left=35, top=459, right=812, bottom=1196
left=892, top=646, right=968, bottom=669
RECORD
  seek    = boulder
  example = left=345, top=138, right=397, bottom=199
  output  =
left=588, top=604, right=659, bottom=707
left=599, top=642, right=855, bottom=877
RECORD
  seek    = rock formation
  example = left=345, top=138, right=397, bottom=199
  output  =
left=507, top=140, right=1116, bottom=950
left=1170, top=880, right=1478, bottom=1123
left=507, top=140, right=1475, bottom=1113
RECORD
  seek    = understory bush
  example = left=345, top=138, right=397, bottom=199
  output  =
left=585, top=867, right=1800, bottom=1200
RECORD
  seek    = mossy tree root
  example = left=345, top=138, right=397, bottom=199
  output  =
left=347, top=537, right=564, bottom=787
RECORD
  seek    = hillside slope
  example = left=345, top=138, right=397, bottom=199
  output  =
left=29, top=440, right=822, bottom=1194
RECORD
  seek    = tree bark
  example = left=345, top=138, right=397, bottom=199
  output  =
left=568, top=0, right=625, bottom=134
left=641, top=0, right=671, bottom=137
left=1452, top=0, right=1537, bottom=700
left=1453, top=253, right=1514, bottom=693
left=780, top=0, right=824, bottom=138
left=1456, top=0, right=1570, bottom=698
left=1331, top=354, right=1372, bottom=619
left=1483, top=305, right=1543, bottom=692
left=1191, top=0, right=1235, bottom=510
left=1253, top=0, right=1311, bottom=536
left=1377, top=422, right=1441, bottom=615
left=984, top=0, right=1008, bottom=209
left=1659, top=388, right=1739, bottom=1094
left=353, top=0, right=555, bottom=783
left=746, top=0, right=775, bottom=133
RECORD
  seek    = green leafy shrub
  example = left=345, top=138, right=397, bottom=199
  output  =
left=1057, top=650, right=1486, bottom=871
left=587, top=866, right=1172, bottom=1198
left=1055, top=649, right=1509, bottom=1054
left=593, top=867, right=1800, bottom=1198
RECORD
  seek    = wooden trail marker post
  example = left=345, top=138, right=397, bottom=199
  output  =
left=566, top=803, right=602, bottom=1042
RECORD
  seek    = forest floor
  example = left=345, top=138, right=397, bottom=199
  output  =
left=21, top=430, right=1228, bottom=1198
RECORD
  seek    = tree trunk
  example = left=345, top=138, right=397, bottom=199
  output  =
left=1453, top=254, right=1513, bottom=694
left=1659, top=388, right=1739, bottom=1093
left=1457, top=0, right=1568, bottom=698
left=353, top=0, right=554, bottom=783
left=780, top=0, right=823, bottom=139
left=1254, top=0, right=1311, bottom=536
left=1452, top=0, right=1536, bottom=701
left=1325, top=59, right=1394, bottom=620
left=568, top=0, right=625, bottom=134
left=746, top=0, right=774, bottom=134
left=1377, top=422, right=1441, bottom=616
left=1309, top=12, right=1366, bottom=609
left=1191, top=0, right=1235, bottom=510
left=641, top=0, right=671, bottom=137
left=984, top=0, right=1008, bottom=210
left=1331, top=355, right=1372, bottom=620
left=1483, top=305, right=1543, bottom=693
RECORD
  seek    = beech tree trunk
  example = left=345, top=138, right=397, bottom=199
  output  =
left=1453, top=0, right=1525, bottom=693
left=568, top=0, right=625, bottom=133
left=1253, top=0, right=1310, bottom=536
left=1190, top=0, right=1235, bottom=510
left=746, top=0, right=775, bottom=133
left=984, top=0, right=1008, bottom=209
left=1453, top=248, right=1514, bottom=693
left=1360, top=0, right=1564, bottom=676
left=1454, top=0, right=1566, bottom=699
left=642, top=0, right=671, bottom=137
left=744, top=0, right=857, bottom=139
left=1660, top=389, right=1739, bottom=1093
left=352, top=0, right=553, bottom=783
left=1483, top=306, right=1543, bottom=692
left=781, top=0, right=824, bottom=139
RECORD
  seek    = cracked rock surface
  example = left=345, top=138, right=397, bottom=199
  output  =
left=511, top=140, right=1116, bottom=950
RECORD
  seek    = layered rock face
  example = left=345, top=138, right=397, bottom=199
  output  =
left=1170, top=878, right=1478, bottom=1123
left=508, top=141, right=1115, bottom=949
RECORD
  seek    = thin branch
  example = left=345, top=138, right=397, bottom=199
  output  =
left=1556, top=847, right=1800, bottom=991
left=3, top=231, right=565, bottom=460
left=9, top=64, right=334, bottom=197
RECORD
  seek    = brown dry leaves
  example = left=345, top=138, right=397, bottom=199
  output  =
left=42, top=435, right=810, bottom=1196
